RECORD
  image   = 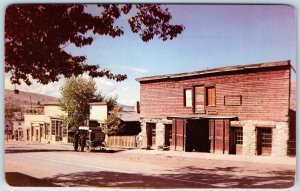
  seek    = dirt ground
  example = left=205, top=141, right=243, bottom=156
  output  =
left=4, top=141, right=296, bottom=188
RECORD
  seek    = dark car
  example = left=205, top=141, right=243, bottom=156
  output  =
left=73, top=126, right=106, bottom=152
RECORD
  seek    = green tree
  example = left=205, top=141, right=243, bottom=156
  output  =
left=5, top=4, right=184, bottom=85
left=60, top=76, right=99, bottom=131
left=105, top=96, right=118, bottom=112
left=103, top=107, right=125, bottom=136
left=60, top=76, right=119, bottom=132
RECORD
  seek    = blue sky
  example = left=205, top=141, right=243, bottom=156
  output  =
left=5, top=4, right=296, bottom=106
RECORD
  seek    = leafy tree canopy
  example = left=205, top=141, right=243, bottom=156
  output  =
left=103, top=107, right=125, bottom=136
left=5, top=4, right=184, bottom=85
left=59, top=76, right=117, bottom=131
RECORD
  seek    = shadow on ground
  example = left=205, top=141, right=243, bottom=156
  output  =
left=6, top=166, right=295, bottom=188
left=5, top=148, right=125, bottom=154
left=5, top=149, right=72, bottom=154
left=81, top=149, right=125, bottom=153
left=6, top=172, right=59, bottom=187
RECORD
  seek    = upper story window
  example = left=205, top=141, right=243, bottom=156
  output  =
left=184, top=89, right=192, bottom=107
left=206, top=86, right=216, bottom=106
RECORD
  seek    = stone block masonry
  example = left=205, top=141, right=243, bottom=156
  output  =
left=138, top=118, right=290, bottom=156
left=137, top=118, right=172, bottom=149
left=231, top=120, right=289, bottom=156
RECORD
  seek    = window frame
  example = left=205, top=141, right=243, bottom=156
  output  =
left=192, top=84, right=205, bottom=114
left=183, top=88, right=193, bottom=108
left=205, top=85, right=216, bottom=107
left=261, top=128, right=272, bottom=148
left=235, top=127, right=243, bottom=145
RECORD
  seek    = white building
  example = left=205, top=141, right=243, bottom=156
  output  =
left=89, top=102, right=107, bottom=126
left=21, top=101, right=108, bottom=144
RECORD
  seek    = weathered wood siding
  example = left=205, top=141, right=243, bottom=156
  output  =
left=107, top=136, right=137, bottom=148
left=140, top=63, right=290, bottom=122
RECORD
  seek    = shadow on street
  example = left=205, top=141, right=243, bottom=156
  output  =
left=5, top=149, right=72, bottom=154
left=83, top=149, right=126, bottom=153
left=6, top=166, right=295, bottom=188
left=5, top=147, right=126, bottom=154
left=6, top=172, right=60, bottom=187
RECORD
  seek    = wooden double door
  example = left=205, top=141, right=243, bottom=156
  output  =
left=209, top=119, right=230, bottom=154
left=171, top=119, right=186, bottom=151
left=170, top=118, right=237, bottom=154
left=171, top=118, right=210, bottom=152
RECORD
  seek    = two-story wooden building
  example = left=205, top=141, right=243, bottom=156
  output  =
left=136, top=60, right=294, bottom=156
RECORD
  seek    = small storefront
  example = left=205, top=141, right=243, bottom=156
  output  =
left=50, top=118, right=68, bottom=143
left=14, top=128, right=24, bottom=141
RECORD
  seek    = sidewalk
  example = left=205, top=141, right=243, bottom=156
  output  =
left=123, top=148, right=296, bottom=166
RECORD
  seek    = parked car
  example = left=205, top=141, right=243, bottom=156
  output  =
left=73, top=126, right=106, bottom=152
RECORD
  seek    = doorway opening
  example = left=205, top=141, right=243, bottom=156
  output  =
left=164, top=124, right=172, bottom=147
left=186, top=119, right=210, bottom=152
left=257, top=128, right=272, bottom=156
left=230, top=127, right=243, bottom=155
left=146, top=123, right=156, bottom=148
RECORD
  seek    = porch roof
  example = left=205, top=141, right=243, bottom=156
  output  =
left=167, top=114, right=238, bottom=120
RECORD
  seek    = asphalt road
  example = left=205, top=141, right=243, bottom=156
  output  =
left=4, top=141, right=296, bottom=188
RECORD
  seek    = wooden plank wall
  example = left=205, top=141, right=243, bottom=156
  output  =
left=140, top=64, right=290, bottom=122
left=209, top=119, right=230, bottom=154
left=107, top=136, right=137, bottom=148
left=171, top=119, right=186, bottom=151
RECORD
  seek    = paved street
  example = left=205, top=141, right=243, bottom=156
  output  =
left=4, top=141, right=296, bottom=188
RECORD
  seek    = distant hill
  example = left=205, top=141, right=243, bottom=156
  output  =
left=5, top=89, right=59, bottom=108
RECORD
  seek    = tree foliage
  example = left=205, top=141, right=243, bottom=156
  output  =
left=103, top=107, right=125, bottom=136
left=60, top=76, right=118, bottom=131
left=60, top=76, right=97, bottom=131
left=5, top=4, right=184, bottom=85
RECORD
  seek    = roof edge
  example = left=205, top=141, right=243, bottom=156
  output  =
left=136, top=60, right=290, bottom=82
left=89, top=102, right=107, bottom=105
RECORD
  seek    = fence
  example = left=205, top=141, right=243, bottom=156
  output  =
left=107, top=136, right=137, bottom=148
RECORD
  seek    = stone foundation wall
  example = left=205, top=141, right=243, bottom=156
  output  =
left=231, top=120, right=289, bottom=156
left=138, top=118, right=289, bottom=156
left=137, top=118, right=172, bottom=149
left=272, top=122, right=289, bottom=156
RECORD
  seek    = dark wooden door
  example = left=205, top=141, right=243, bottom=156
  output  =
left=230, top=127, right=243, bottom=155
left=214, top=120, right=224, bottom=153
left=257, top=128, right=272, bottom=156
left=164, top=124, right=172, bottom=147
left=146, top=123, right=156, bottom=147
left=151, top=124, right=156, bottom=146
left=209, top=119, right=230, bottom=154
left=171, top=119, right=186, bottom=151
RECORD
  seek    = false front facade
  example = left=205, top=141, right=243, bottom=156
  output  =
left=136, top=60, right=294, bottom=156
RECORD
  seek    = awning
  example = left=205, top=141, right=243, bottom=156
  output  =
left=167, top=114, right=238, bottom=120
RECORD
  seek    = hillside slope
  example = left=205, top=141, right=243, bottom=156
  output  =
left=5, top=89, right=59, bottom=108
